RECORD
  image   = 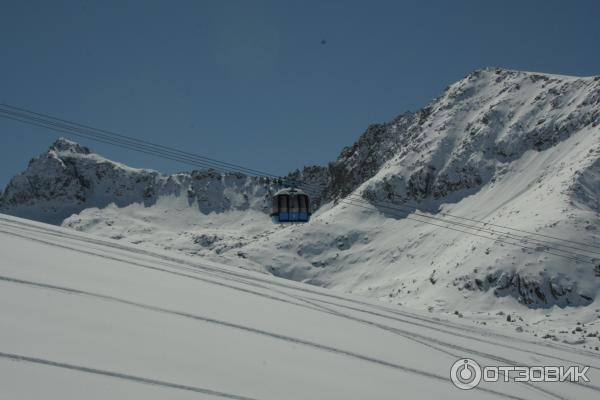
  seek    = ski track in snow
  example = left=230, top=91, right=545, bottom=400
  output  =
left=1, top=215, right=598, bottom=364
left=0, top=215, right=597, bottom=364
left=1, top=215, right=599, bottom=399
left=0, top=272, right=585, bottom=400
left=0, top=274, right=524, bottom=400
left=0, top=351, right=259, bottom=400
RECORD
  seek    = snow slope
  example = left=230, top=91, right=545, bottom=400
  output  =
left=236, top=68, right=600, bottom=308
left=1, top=213, right=599, bottom=399
left=2, top=67, right=600, bottom=323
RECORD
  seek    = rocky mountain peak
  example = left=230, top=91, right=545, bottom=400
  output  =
left=49, top=137, right=92, bottom=155
left=0, top=137, right=283, bottom=224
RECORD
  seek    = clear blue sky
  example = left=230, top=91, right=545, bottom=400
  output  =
left=1, top=0, right=599, bottom=189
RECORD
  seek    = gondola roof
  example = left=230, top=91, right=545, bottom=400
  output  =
left=273, top=187, right=308, bottom=197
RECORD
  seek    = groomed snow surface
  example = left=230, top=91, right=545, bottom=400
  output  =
left=0, top=214, right=598, bottom=399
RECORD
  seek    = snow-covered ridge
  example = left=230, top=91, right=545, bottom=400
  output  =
left=360, top=68, right=600, bottom=205
left=6, top=68, right=598, bottom=224
left=2, top=67, right=600, bottom=316
left=0, top=138, right=280, bottom=224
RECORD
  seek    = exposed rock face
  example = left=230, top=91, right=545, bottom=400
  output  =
left=326, top=112, right=420, bottom=199
left=457, top=271, right=594, bottom=308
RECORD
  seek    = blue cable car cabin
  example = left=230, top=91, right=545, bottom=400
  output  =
left=271, top=188, right=311, bottom=223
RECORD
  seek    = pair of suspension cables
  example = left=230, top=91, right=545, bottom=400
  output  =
left=1, top=103, right=598, bottom=266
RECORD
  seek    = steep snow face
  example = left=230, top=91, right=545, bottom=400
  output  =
left=236, top=68, right=600, bottom=311
left=3, top=68, right=600, bottom=315
left=0, top=138, right=279, bottom=224
left=360, top=68, right=600, bottom=205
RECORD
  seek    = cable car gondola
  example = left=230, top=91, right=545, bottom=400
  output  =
left=271, top=187, right=311, bottom=223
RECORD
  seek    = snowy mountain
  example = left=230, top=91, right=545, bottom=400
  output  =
left=1, top=214, right=599, bottom=399
left=0, top=138, right=282, bottom=225
left=2, top=68, right=600, bottom=332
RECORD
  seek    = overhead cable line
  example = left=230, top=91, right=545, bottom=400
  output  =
left=0, top=104, right=595, bottom=259
left=0, top=104, right=596, bottom=261
left=0, top=104, right=305, bottom=182
left=341, top=195, right=600, bottom=258
left=0, top=105, right=294, bottom=181
left=1, top=103, right=590, bottom=251
left=1, top=104, right=598, bottom=265
left=336, top=198, right=594, bottom=264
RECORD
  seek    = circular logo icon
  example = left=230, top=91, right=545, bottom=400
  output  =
left=450, top=358, right=482, bottom=390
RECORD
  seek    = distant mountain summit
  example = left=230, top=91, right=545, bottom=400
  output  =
left=0, top=137, right=278, bottom=224
left=49, top=137, right=92, bottom=154
left=2, top=67, right=600, bottom=311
